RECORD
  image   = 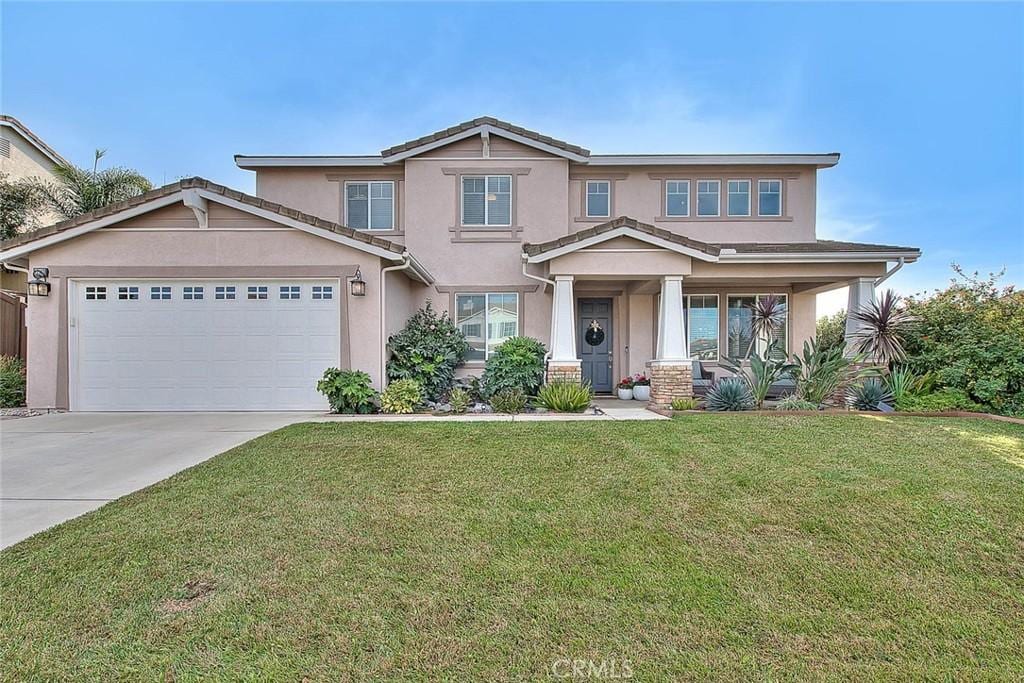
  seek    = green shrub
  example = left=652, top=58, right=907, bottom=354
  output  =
left=775, top=395, right=819, bottom=411
left=535, top=381, right=593, bottom=413
left=815, top=310, right=847, bottom=352
left=670, top=397, right=699, bottom=411
left=902, top=267, right=1024, bottom=415
left=896, top=388, right=984, bottom=413
left=490, top=387, right=527, bottom=414
left=0, top=356, right=26, bottom=408
left=448, top=387, right=470, bottom=414
left=847, top=379, right=894, bottom=411
left=792, top=339, right=873, bottom=407
left=380, top=379, right=422, bottom=414
left=386, top=302, right=469, bottom=401
left=316, top=368, right=376, bottom=414
left=705, top=378, right=754, bottom=412
left=481, top=336, right=546, bottom=397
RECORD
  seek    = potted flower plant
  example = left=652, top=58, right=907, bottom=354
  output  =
left=616, top=376, right=634, bottom=400
left=631, top=373, right=651, bottom=401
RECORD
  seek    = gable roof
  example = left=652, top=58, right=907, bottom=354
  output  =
left=0, top=114, right=70, bottom=167
left=0, top=177, right=434, bottom=282
left=523, top=216, right=722, bottom=263
left=380, top=116, right=590, bottom=161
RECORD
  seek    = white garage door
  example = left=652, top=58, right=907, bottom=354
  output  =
left=71, top=279, right=340, bottom=411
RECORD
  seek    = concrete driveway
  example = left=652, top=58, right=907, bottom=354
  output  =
left=0, top=412, right=318, bottom=549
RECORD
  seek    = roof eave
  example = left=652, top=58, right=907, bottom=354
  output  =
left=718, top=249, right=921, bottom=263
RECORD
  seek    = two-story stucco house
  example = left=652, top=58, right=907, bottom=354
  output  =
left=1, top=115, right=69, bottom=292
left=0, top=117, right=919, bottom=411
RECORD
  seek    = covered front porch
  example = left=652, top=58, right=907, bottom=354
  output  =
left=523, top=217, right=919, bottom=407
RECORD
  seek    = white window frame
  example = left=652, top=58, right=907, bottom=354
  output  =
left=665, top=180, right=690, bottom=217
left=685, top=294, right=720, bottom=361
left=344, top=180, right=395, bottom=231
left=585, top=180, right=611, bottom=218
left=312, top=285, right=333, bottom=300
left=461, top=174, right=513, bottom=227
left=454, top=292, right=519, bottom=360
left=726, top=292, right=790, bottom=358
left=727, top=179, right=751, bottom=217
left=696, top=179, right=721, bottom=217
left=758, top=179, right=783, bottom=217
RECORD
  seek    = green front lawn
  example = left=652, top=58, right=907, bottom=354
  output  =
left=2, top=416, right=1023, bottom=680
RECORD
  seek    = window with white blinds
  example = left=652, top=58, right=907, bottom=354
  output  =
left=462, top=175, right=512, bottom=226
left=346, top=181, right=394, bottom=230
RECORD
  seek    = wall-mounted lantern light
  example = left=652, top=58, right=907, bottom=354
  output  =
left=27, top=267, right=50, bottom=297
left=349, top=267, right=366, bottom=297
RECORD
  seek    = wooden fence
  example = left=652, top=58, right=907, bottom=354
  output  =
left=0, top=291, right=27, bottom=361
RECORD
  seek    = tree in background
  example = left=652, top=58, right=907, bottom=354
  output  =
left=815, top=309, right=846, bottom=352
left=0, top=173, right=48, bottom=239
left=36, top=149, right=152, bottom=220
left=902, top=266, right=1024, bottom=416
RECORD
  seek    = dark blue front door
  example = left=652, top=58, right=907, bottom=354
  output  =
left=578, top=298, right=613, bottom=392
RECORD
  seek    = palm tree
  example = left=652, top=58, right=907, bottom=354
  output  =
left=849, top=289, right=916, bottom=368
left=36, top=149, right=152, bottom=220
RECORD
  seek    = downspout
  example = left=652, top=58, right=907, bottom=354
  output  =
left=874, top=257, right=906, bottom=288
left=1, top=262, right=29, bottom=274
left=379, top=252, right=412, bottom=389
left=522, top=254, right=556, bottom=365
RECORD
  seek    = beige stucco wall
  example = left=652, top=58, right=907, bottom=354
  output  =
left=1, top=125, right=62, bottom=228
left=568, top=165, right=817, bottom=243
left=24, top=203, right=394, bottom=408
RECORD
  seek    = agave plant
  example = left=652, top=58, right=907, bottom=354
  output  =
left=847, top=378, right=894, bottom=411
left=792, top=338, right=874, bottom=407
left=849, top=289, right=916, bottom=368
left=720, top=340, right=797, bottom=409
left=705, top=377, right=755, bottom=412
left=884, top=366, right=925, bottom=403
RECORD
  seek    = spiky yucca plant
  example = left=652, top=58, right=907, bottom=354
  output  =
left=704, top=378, right=755, bottom=412
left=849, top=289, right=916, bottom=368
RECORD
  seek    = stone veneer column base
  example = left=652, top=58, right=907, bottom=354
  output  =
left=646, top=361, right=694, bottom=408
left=546, top=361, right=582, bottom=384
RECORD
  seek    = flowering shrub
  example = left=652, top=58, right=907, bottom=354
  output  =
left=617, top=376, right=634, bottom=390
left=632, top=373, right=650, bottom=386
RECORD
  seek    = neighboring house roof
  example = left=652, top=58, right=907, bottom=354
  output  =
left=0, top=177, right=434, bottom=282
left=523, top=216, right=920, bottom=264
left=523, top=216, right=722, bottom=263
left=0, top=114, right=70, bottom=167
left=236, top=116, right=838, bottom=169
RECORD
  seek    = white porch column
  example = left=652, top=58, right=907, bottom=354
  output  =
left=546, top=275, right=581, bottom=383
left=654, top=275, right=689, bottom=361
left=845, top=277, right=876, bottom=353
left=648, top=275, right=693, bottom=407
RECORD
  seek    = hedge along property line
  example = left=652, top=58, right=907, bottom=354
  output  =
left=658, top=407, right=1024, bottom=425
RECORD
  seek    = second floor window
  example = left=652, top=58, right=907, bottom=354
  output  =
left=666, top=180, right=690, bottom=216
left=697, top=180, right=720, bottom=217
left=462, top=175, right=511, bottom=226
left=727, top=180, right=751, bottom=216
left=346, top=181, right=394, bottom=230
left=758, top=180, right=782, bottom=216
left=585, top=180, right=610, bottom=217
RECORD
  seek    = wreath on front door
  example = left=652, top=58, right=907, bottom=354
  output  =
left=585, top=319, right=605, bottom=347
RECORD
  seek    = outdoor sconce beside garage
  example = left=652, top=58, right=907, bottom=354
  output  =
left=349, top=267, right=366, bottom=297
left=27, top=267, right=50, bottom=297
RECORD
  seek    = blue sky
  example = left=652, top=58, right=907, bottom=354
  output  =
left=3, top=2, right=1022, bottom=313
